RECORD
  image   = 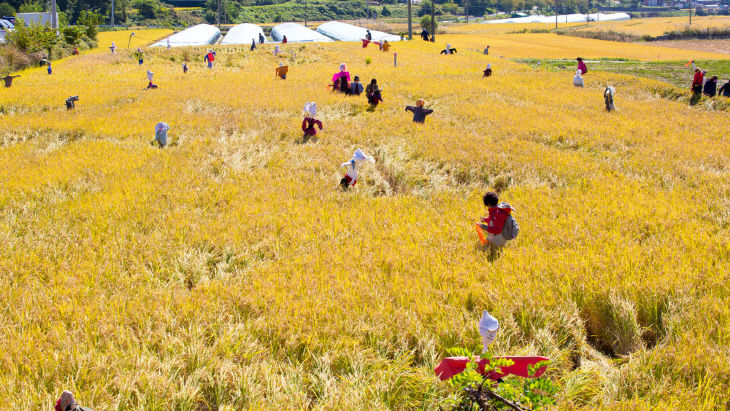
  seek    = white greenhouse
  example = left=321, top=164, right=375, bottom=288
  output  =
left=485, top=12, right=630, bottom=24
left=151, top=24, right=221, bottom=47
left=270, top=23, right=333, bottom=43
left=221, top=23, right=266, bottom=45
left=316, top=21, right=401, bottom=42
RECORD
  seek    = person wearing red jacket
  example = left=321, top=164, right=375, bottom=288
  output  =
left=477, top=192, right=519, bottom=248
left=692, top=68, right=704, bottom=94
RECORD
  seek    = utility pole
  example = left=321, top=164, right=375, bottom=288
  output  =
left=407, top=0, right=412, bottom=39
left=217, top=0, right=221, bottom=28
left=50, top=0, right=57, bottom=29
left=555, top=0, right=558, bottom=28
left=689, top=0, right=692, bottom=25
left=430, top=0, right=435, bottom=42
left=465, top=0, right=469, bottom=23
left=304, top=0, right=307, bottom=27
left=111, top=0, right=115, bottom=28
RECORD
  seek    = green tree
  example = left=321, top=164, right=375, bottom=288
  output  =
left=77, top=9, right=101, bottom=39
left=18, top=0, right=42, bottom=12
left=442, top=1, right=458, bottom=14
left=420, top=14, right=437, bottom=32
left=6, top=19, right=60, bottom=55
left=381, top=5, right=391, bottom=16
left=0, top=2, right=16, bottom=16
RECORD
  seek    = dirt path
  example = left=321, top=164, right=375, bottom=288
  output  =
left=649, top=40, right=730, bottom=55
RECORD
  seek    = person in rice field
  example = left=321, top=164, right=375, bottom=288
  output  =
left=719, top=78, right=730, bottom=98
left=483, top=64, right=492, bottom=77
left=366, top=79, right=383, bottom=106
left=204, top=49, right=216, bottom=69
left=476, top=191, right=519, bottom=250
left=576, top=57, right=587, bottom=74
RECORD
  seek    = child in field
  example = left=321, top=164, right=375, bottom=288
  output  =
left=348, top=75, right=364, bottom=95
left=274, top=45, right=281, bottom=56
left=405, top=99, right=433, bottom=123
left=204, top=49, right=216, bottom=69
left=110, top=42, right=116, bottom=54
left=483, top=64, right=492, bottom=77
left=47, top=61, right=52, bottom=75
left=276, top=63, right=288, bottom=79
left=250, top=38, right=257, bottom=51
left=259, top=33, right=265, bottom=44
left=134, top=48, right=145, bottom=65
left=382, top=40, right=391, bottom=52
left=476, top=191, right=519, bottom=249
left=302, top=102, right=323, bottom=137
left=340, top=148, right=375, bottom=189
left=576, top=57, right=587, bottom=74
left=282, top=35, right=288, bottom=44
left=183, top=61, right=188, bottom=73
left=573, top=69, right=584, bottom=87
left=366, top=79, right=383, bottom=106
left=154, top=122, right=170, bottom=147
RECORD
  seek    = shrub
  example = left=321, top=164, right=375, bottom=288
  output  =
left=61, top=25, right=86, bottom=46
left=0, top=2, right=16, bottom=16
left=420, top=15, right=437, bottom=33
left=5, top=20, right=60, bottom=54
left=77, top=10, right=102, bottom=40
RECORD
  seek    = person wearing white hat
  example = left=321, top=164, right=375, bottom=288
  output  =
left=340, top=149, right=375, bottom=189
left=479, top=311, right=499, bottom=352
left=302, top=102, right=323, bottom=138
left=483, top=64, right=492, bottom=77
left=154, top=122, right=170, bottom=147
left=274, top=45, right=281, bottom=56
left=573, top=69, right=584, bottom=87
left=146, top=70, right=158, bottom=89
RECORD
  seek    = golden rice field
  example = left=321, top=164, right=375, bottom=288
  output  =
left=1, top=27, right=729, bottom=409
left=574, top=15, right=730, bottom=36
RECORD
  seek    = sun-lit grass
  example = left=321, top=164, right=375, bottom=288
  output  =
left=1, top=27, right=729, bottom=409
left=96, top=29, right=174, bottom=51
left=576, top=15, right=730, bottom=36
left=441, top=23, right=728, bottom=60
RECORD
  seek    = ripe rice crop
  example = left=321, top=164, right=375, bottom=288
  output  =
left=0, top=25, right=729, bottom=409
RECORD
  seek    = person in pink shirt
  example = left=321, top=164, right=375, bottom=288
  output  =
left=331, top=63, right=351, bottom=93
left=576, top=57, right=587, bottom=75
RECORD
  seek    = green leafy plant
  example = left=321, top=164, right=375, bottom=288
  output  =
left=77, top=10, right=102, bottom=40
left=5, top=20, right=60, bottom=55
left=441, top=348, right=559, bottom=411
left=365, top=57, right=372, bottom=65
